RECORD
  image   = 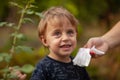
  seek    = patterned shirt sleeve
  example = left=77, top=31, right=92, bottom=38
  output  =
left=30, top=63, right=47, bottom=80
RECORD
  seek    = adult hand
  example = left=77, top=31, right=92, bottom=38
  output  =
left=84, top=37, right=109, bottom=58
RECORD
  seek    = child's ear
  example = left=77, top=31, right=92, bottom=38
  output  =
left=40, top=36, right=48, bottom=47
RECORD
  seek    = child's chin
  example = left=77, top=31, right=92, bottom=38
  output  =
left=62, top=53, right=71, bottom=57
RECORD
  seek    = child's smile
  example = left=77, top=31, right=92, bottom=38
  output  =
left=59, top=43, right=72, bottom=51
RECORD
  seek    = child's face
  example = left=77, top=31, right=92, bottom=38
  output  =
left=41, top=17, right=77, bottom=58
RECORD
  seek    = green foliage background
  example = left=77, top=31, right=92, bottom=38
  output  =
left=0, top=0, right=120, bottom=80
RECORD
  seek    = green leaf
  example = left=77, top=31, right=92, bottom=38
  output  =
left=0, top=53, right=12, bottom=62
left=0, top=56, right=3, bottom=62
left=29, top=4, right=37, bottom=8
left=6, top=23, right=15, bottom=27
left=0, top=22, right=16, bottom=29
left=9, top=2, right=23, bottom=9
left=20, top=64, right=34, bottom=73
left=0, top=53, right=4, bottom=62
left=35, top=12, right=44, bottom=18
left=16, top=33, right=26, bottom=40
left=11, top=33, right=27, bottom=41
left=23, top=18, right=34, bottom=23
left=13, top=66, right=21, bottom=70
left=15, top=46, right=33, bottom=54
left=0, top=53, right=8, bottom=57
left=8, top=73, right=18, bottom=79
left=0, top=22, right=7, bottom=27
left=25, top=9, right=34, bottom=15
left=1, top=67, right=10, bottom=73
left=4, top=55, right=12, bottom=63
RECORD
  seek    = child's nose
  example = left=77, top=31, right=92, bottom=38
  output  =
left=62, top=33, right=69, bottom=41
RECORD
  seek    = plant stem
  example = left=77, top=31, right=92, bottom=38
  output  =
left=10, top=1, right=30, bottom=56
left=4, top=1, right=31, bottom=80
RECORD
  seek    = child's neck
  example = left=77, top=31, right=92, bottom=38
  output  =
left=48, top=54, right=71, bottom=63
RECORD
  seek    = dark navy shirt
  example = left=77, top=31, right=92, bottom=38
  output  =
left=30, top=56, right=90, bottom=80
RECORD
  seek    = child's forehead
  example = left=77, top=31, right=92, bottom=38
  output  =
left=48, top=16, right=72, bottom=27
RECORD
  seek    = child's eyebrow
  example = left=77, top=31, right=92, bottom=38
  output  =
left=68, top=29, right=74, bottom=31
left=53, top=28, right=61, bottom=32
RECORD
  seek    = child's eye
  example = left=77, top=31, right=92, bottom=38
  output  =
left=54, top=31, right=61, bottom=37
left=67, top=30, right=74, bottom=35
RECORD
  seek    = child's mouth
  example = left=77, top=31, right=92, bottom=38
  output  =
left=59, top=44, right=72, bottom=49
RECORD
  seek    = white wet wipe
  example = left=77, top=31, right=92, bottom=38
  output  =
left=73, top=46, right=105, bottom=67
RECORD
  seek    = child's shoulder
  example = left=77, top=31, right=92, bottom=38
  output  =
left=36, top=56, right=53, bottom=67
